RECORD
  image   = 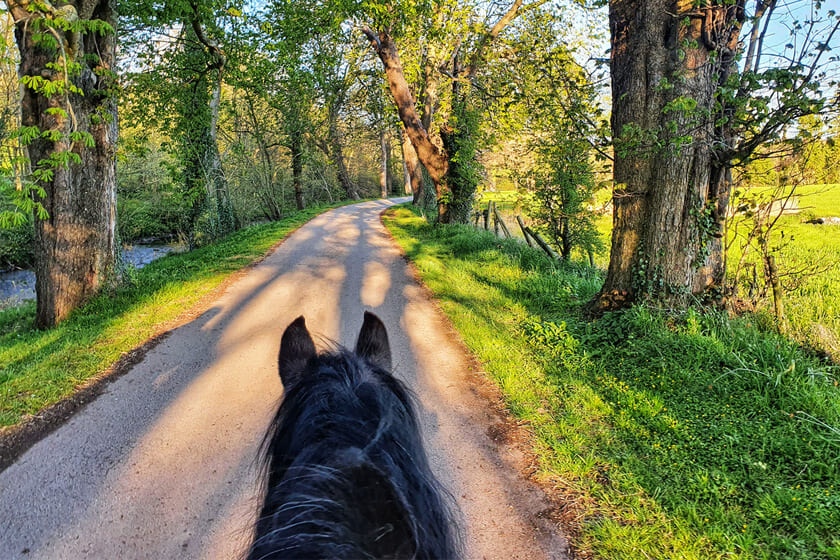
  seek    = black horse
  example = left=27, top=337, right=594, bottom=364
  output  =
left=248, top=312, right=460, bottom=559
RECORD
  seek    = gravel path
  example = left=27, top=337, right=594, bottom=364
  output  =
left=0, top=199, right=569, bottom=559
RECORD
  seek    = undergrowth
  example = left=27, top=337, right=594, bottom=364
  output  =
left=0, top=202, right=352, bottom=427
left=384, top=205, right=840, bottom=560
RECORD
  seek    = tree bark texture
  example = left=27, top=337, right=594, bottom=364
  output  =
left=601, top=0, right=745, bottom=308
left=10, top=0, right=118, bottom=328
left=401, top=130, right=423, bottom=202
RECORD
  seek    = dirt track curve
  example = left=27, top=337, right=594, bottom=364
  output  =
left=0, top=199, right=570, bottom=559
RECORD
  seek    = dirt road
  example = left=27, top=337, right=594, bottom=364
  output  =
left=0, top=200, right=569, bottom=559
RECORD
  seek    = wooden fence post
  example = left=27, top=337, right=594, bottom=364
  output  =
left=516, top=216, right=534, bottom=247
left=525, top=226, right=559, bottom=260
left=493, top=205, right=512, bottom=238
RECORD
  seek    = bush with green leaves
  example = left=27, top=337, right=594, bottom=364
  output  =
left=0, top=215, right=33, bottom=269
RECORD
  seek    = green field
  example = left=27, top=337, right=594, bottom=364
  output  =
left=478, top=184, right=840, bottom=359
left=727, top=183, right=840, bottom=359
left=384, top=205, right=840, bottom=559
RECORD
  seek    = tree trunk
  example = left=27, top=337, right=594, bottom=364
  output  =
left=207, top=73, right=235, bottom=234
left=291, top=134, right=305, bottom=210
left=599, top=0, right=745, bottom=309
left=765, top=253, right=787, bottom=334
left=379, top=129, right=390, bottom=198
left=560, top=216, right=571, bottom=260
left=329, top=117, right=359, bottom=200
left=401, top=130, right=423, bottom=200
left=401, top=136, right=411, bottom=195
left=439, top=89, right=477, bottom=224
left=11, top=0, right=118, bottom=328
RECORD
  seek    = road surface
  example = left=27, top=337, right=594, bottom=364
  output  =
left=0, top=199, right=569, bottom=559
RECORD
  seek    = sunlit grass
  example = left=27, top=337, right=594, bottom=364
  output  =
left=492, top=181, right=840, bottom=357
left=384, top=205, right=840, bottom=560
left=727, top=183, right=840, bottom=358
left=0, top=201, right=354, bottom=427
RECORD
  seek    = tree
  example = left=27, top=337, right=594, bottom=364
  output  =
left=122, top=0, right=237, bottom=246
left=482, top=6, right=607, bottom=263
left=598, top=0, right=839, bottom=309
left=357, top=66, right=398, bottom=199
left=518, top=119, right=604, bottom=263
left=307, top=25, right=362, bottom=201
left=244, top=0, right=323, bottom=210
left=4, top=0, right=118, bottom=328
left=171, top=23, right=234, bottom=244
left=224, top=88, right=289, bottom=221
left=359, top=0, right=546, bottom=224
left=279, top=70, right=312, bottom=210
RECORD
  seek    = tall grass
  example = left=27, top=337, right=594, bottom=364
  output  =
left=384, top=205, right=840, bottom=559
left=726, top=183, right=840, bottom=359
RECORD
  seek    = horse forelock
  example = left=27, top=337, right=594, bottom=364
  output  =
left=250, top=348, right=461, bottom=560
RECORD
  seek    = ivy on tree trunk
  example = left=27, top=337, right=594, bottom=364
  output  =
left=600, top=0, right=746, bottom=308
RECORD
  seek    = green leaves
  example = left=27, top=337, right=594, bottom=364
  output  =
left=662, top=95, right=698, bottom=115
left=0, top=177, right=49, bottom=228
left=21, top=75, right=63, bottom=97
left=69, top=131, right=95, bottom=148
left=12, top=126, right=41, bottom=146
left=44, top=107, right=68, bottom=119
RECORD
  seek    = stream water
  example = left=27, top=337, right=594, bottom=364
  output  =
left=0, top=244, right=182, bottom=308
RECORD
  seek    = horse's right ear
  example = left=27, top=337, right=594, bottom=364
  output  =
left=355, top=311, right=391, bottom=371
left=278, top=316, right=316, bottom=387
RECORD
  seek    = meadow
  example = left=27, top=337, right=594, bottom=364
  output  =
left=477, top=183, right=840, bottom=361
left=384, top=204, right=840, bottom=559
left=726, top=183, right=840, bottom=361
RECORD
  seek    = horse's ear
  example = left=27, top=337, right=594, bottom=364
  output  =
left=278, top=316, right=316, bottom=387
left=355, top=311, right=392, bottom=371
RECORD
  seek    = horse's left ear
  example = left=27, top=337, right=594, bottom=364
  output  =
left=278, top=316, right=316, bottom=387
left=355, top=311, right=392, bottom=371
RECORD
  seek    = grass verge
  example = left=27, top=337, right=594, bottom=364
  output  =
left=0, top=201, right=353, bottom=428
left=383, top=205, right=840, bottom=560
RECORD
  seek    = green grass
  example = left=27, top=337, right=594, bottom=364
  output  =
left=795, top=183, right=840, bottom=215
left=0, top=202, right=354, bottom=428
left=727, top=183, right=840, bottom=359
left=497, top=181, right=840, bottom=355
left=384, top=205, right=840, bottom=559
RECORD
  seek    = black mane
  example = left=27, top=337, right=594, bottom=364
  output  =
left=248, top=314, right=460, bottom=560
